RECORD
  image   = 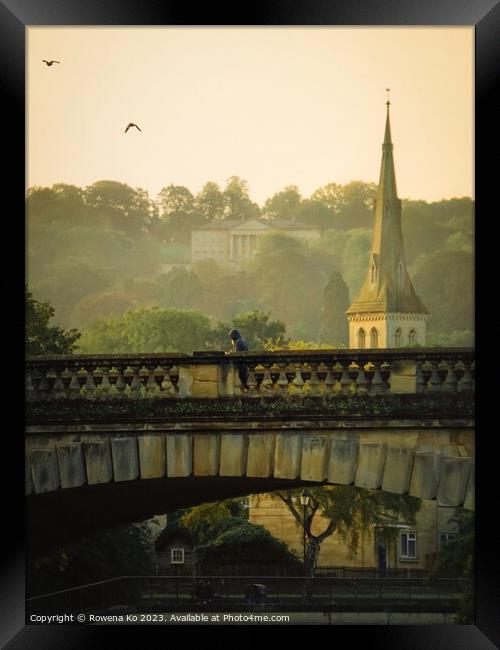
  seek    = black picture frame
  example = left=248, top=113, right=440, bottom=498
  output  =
left=3, top=0, right=498, bottom=646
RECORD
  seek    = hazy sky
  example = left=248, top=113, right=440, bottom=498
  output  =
left=27, top=27, right=473, bottom=205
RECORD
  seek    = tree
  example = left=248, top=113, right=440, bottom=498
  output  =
left=318, top=270, right=350, bottom=346
left=262, top=185, right=302, bottom=222
left=195, top=181, right=225, bottom=222
left=311, top=181, right=377, bottom=230
left=249, top=233, right=327, bottom=340
left=27, top=521, right=158, bottom=597
left=155, top=267, right=204, bottom=310
left=179, top=499, right=300, bottom=572
left=157, top=184, right=205, bottom=244
left=274, top=486, right=421, bottom=577
left=84, top=180, right=152, bottom=238
left=211, top=310, right=288, bottom=350
left=297, top=199, right=335, bottom=230
left=26, top=287, right=81, bottom=355
left=411, top=249, right=474, bottom=333
left=222, top=176, right=260, bottom=221
left=78, top=306, right=214, bottom=354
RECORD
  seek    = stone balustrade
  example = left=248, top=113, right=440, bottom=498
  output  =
left=25, top=348, right=474, bottom=402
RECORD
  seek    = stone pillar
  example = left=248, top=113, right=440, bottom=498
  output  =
left=390, top=360, right=417, bottom=393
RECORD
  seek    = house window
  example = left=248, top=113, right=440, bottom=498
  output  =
left=358, top=328, right=366, bottom=349
left=439, top=533, right=456, bottom=547
left=400, top=532, right=417, bottom=560
left=171, top=548, right=185, bottom=564
left=408, top=329, right=417, bottom=345
left=370, top=327, right=379, bottom=348
left=395, top=327, right=402, bottom=347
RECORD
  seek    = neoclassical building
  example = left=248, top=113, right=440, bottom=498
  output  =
left=191, top=217, right=320, bottom=267
left=346, top=102, right=428, bottom=348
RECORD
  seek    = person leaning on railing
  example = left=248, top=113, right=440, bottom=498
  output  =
left=226, top=329, right=249, bottom=391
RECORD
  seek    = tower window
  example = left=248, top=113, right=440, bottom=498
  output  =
left=408, top=329, right=417, bottom=345
left=358, top=328, right=366, bottom=349
left=395, top=328, right=402, bottom=347
left=370, top=327, right=379, bottom=348
left=371, top=263, right=376, bottom=284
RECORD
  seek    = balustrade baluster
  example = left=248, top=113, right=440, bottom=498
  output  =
left=292, top=364, right=305, bottom=395
left=416, top=361, right=426, bottom=394
left=37, top=370, right=50, bottom=400
left=160, top=366, right=174, bottom=396
left=145, top=366, right=158, bottom=396
left=459, top=361, right=473, bottom=392
left=84, top=366, right=97, bottom=399
left=323, top=364, right=335, bottom=395
left=68, top=368, right=81, bottom=399
left=428, top=361, right=442, bottom=392
left=114, top=366, right=127, bottom=398
left=130, top=366, right=142, bottom=398
left=99, top=366, right=112, bottom=398
left=340, top=362, right=352, bottom=396
left=277, top=363, right=289, bottom=397
left=169, top=366, right=180, bottom=395
left=370, top=361, right=385, bottom=396
left=246, top=367, right=259, bottom=397
left=355, top=363, right=369, bottom=396
left=308, top=363, right=320, bottom=396
left=443, top=360, right=458, bottom=393
left=261, top=364, right=273, bottom=395
left=25, top=371, right=36, bottom=401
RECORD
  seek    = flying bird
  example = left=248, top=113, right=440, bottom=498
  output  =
left=125, top=123, right=142, bottom=134
left=43, top=60, right=60, bottom=66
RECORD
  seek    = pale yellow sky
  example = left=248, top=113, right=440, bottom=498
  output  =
left=27, top=27, right=473, bottom=205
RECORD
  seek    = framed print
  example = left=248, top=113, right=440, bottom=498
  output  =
left=1, top=0, right=498, bottom=646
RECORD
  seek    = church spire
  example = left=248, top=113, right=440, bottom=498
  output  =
left=346, top=97, right=427, bottom=316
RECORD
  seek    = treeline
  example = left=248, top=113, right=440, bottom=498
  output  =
left=26, top=178, right=474, bottom=347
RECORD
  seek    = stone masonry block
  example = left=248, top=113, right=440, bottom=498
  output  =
left=327, top=437, right=358, bottom=485
left=301, top=435, right=328, bottom=482
left=437, top=457, right=472, bottom=507
left=246, top=434, right=275, bottom=478
left=354, top=442, right=386, bottom=489
left=409, top=451, right=441, bottom=499
left=166, top=435, right=192, bottom=477
left=382, top=447, right=415, bottom=494
left=193, top=434, right=220, bottom=476
left=111, top=437, right=139, bottom=482
left=220, top=434, right=247, bottom=476
left=56, top=443, right=86, bottom=489
left=274, top=434, right=302, bottom=479
left=138, top=435, right=166, bottom=479
left=83, top=440, right=113, bottom=485
left=31, top=448, right=59, bottom=493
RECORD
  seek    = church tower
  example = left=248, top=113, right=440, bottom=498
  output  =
left=346, top=99, right=428, bottom=348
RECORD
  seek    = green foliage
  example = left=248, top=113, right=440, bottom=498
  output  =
left=262, top=185, right=302, bottom=222
left=78, top=306, right=214, bottom=353
left=318, top=270, right=350, bottom=346
left=26, top=179, right=474, bottom=344
left=195, top=519, right=301, bottom=569
left=180, top=500, right=243, bottom=544
left=27, top=521, right=157, bottom=597
left=195, top=181, right=225, bottom=221
left=411, top=249, right=474, bottom=333
left=222, top=176, right=260, bottom=221
left=212, top=309, right=288, bottom=350
left=430, top=510, right=474, bottom=579
left=155, top=266, right=204, bottom=309
left=26, top=287, right=81, bottom=355
left=275, top=486, right=421, bottom=573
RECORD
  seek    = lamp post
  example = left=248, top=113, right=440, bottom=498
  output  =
left=300, top=490, right=310, bottom=575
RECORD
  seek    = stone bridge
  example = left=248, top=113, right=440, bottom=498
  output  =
left=25, top=348, right=474, bottom=554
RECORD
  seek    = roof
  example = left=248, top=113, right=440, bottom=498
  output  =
left=192, top=217, right=318, bottom=232
left=154, top=522, right=195, bottom=551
